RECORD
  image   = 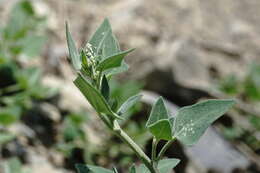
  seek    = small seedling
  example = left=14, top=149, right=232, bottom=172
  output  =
left=66, top=18, right=235, bottom=173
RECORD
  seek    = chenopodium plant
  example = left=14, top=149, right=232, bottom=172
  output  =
left=66, top=18, right=235, bottom=173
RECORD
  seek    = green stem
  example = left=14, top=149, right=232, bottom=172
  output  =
left=112, top=120, right=157, bottom=173
left=152, top=138, right=158, bottom=161
left=151, top=138, right=160, bottom=173
left=157, top=138, right=176, bottom=160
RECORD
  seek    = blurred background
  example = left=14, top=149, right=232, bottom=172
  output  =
left=0, top=0, right=259, bottom=173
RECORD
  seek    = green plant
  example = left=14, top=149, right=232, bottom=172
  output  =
left=0, top=0, right=56, bottom=146
left=66, top=18, right=235, bottom=173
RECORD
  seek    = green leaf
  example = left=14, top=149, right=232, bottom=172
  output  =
left=117, top=94, right=142, bottom=115
left=0, top=106, right=21, bottom=126
left=74, top=74, right=120, bottom=119
left=96, top=49, right=134, bottom=71
left=146, top=97, right=172, bottom=140
left=173, top=99, right=235, bottom=146
left=135, top=158, right=180, bottom=173
left=129, top=165, right=136, bottom=173
left=4, top=0, right=35, bottom=40
left=157, top=158, right=180, bottom=173
left=0, top=133, right=15, bottom=145
left=18, top=35, right=46, bottom=58
left=102, top=31, right=120, bottom=58
left=104, top=61, right=129, bottom=77
left=89, top=18, right=112, bottom=52
left=101, top=75, right=110, bottom=101
left=66, top=22, right=81, bottom=70
left=76, top=164, right=91, bottom=173
left=136, top=164, right=149, bottom=173
left=88, top=165, right=113, bottom=173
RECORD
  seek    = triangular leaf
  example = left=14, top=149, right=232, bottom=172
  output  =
left=74, top=74, right=120, bottom=119
left=96, top=49, right=134, bottom=71
left=173, top=99, right=235, bottom=146
left=146, top=97, right=172, bottom=140
left=117, top=94, right=142, bottom=115
left=89, top=18, right=112, bottom=53
left=66, top=22, right=81, bottom=70
left=158, top=158, right=180, bottom=173
left=102, top=31, right=120, bottom=58
left=148, top=120, right=172, bottom=140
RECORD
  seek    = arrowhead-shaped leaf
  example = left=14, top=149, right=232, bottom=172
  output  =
left=96, top=49, right=134, bottom=71
left=146, top=97, right=172, bottom=140
left=74, top=74, right=120, bottom=119
left=102, top=31, right=120, bottom=58
left=157, top=158, right=180, bottom=173
left=173, top=99, right=235, bottom=146
left=66, top=22, right=81, bottom=70
left=89, top=18, right=112, bottom=52
left=117, top=94, right=142, bottom=115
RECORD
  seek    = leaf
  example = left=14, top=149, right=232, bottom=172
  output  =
left=101, top=75, right=110, bottom=101
left=135, top=158, right=180, bottom=173
left=76, top=164, right=91, bottom=173
left=173, top=99, right=235, bottom=146
left=96, top=49, right=134, bottom=71
left=0, top=106, right=21, bottom=126
left=74, top=74, right=120, bottom=119
left=157, top=158, right=180, bottom=173
left=89, top=18, right=112, bottom=52
left=146, top=97, right=172, bottom=140
left=105, top=61, right=129, bottom=77
left=117, top=94, right=142, bottom=115
left=0, top=133, right=15, bottom=145
left=88, top=165, right=113, bottom=173
left=136, top=164, right=149, bottom=173
left=19, top=35, right=46, bottom=58
left=102, top=31, right=120, bottom=58
left=129, top=165, right=136, bottom=173
left=4, top=0, right=35, bottom=39
left=66, top=22, right=81, bottom=70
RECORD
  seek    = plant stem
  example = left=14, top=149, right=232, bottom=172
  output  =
left=157, top=138, right=176, bottom=160
left=151, top=138, right=160, bottom=173
left=112, top=120, right=157, bottom=173
left=152, top=138, right=158, bottom=161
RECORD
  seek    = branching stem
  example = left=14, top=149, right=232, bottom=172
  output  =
left=111, top=120, right=157, bottom=173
